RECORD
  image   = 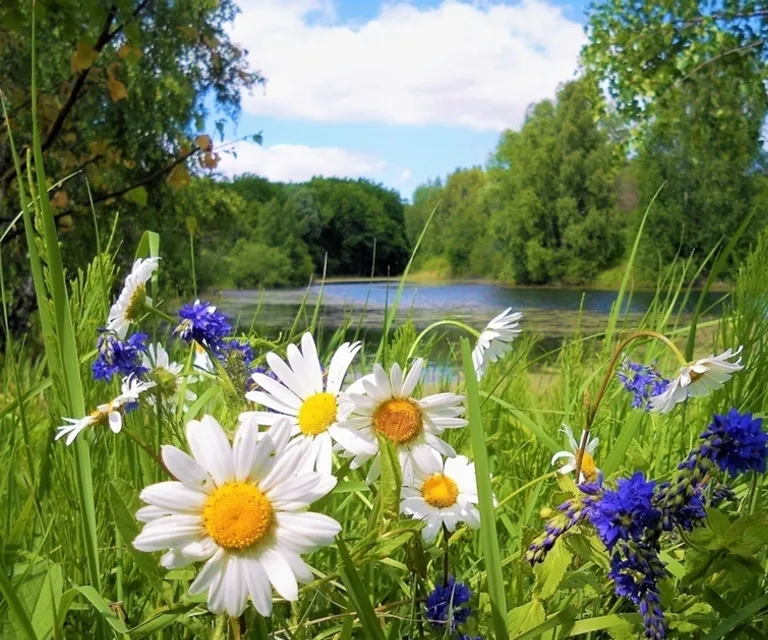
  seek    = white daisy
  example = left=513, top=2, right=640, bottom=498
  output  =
left=142, top=343, right=197, bottom=407
left=54, top=375, right=155, bottom=445
left=472, top=308, right=523, bottom=380
left=243, top=332, right=371, bottom=475
left=193, top=342, right=215, bottom=373
left=649, top=346, right=744, bottom=414
left=55, top=402, right=123, bottom=446
left=550, top=425, right=600, bottom=483
left=401, top=451, right=481, bottom=543
left=337, top=358, right=468, bottom=483
left=133, top=415, right=341, bottom=617
left=106, top=258, right=159, bottom=338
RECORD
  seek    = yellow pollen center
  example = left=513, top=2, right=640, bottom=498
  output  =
left=580, top=452, right=597, bottom=480
left=298, top=392, right=338, bottom=436
left=421, top=473, right=459, bottom=508
left=688, top=369, right=705, bottom=384
left=373, top=398, right=423, bottom=444
left=125, top=284, right=147, bottom=320
left=203, top=482, right=273, bottom=550
left=90, top=408, right=110, bottom=426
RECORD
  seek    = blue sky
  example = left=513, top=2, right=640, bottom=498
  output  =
left=215, top=0, right=589, bottom=199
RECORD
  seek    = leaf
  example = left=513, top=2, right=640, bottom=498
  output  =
left=177, top=26, right=199, bottom=41
left=166, top=164, right=191, bottom=190
left=725, top=512, right=768, bottom=557
left=194, top=134, right=212, bottom=151
left=75, top=586, right=129, bottom=634
left=71, top=40, right=96, bottom=73
left=124, top=186, right=148, bottom=207
left=128, top=604, right=197, bottom=637
left=107, top=78, right=128, bottom=102
left=461, top=338, right=509, bottom=640
left=109, top=482, right=166, bottom=594
left=376, top=434, right=402, bottom=527
left=0, top=569, right=37, bottom=640
left=337, top=537, right=386, bottom=640
left=51, top=190, right=68, bottom=208
left=703, top=592, right=768, bottom=640
left=507, top=599, right=546, bottom=636
left=533, top=540, right=573, bottom=600
left=202, top=151, right=219, bottom=169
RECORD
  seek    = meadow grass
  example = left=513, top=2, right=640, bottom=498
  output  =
left=2, top=48, right=768, bottom=640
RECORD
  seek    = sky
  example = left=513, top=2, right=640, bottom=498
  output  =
left=214, top=0, right=590, bottom=199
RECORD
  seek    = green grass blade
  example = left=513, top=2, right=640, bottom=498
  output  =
left=605, top=182, right=664, bottom=344
left=702, top=592, right=768, bottom=640
left=684, top=208, right=757, bottom=360
left=460, top=337, right=509, bottom=640
left=375, top=203, right=438, bottom=362
left=0, top=569, right=38, bottom=640
left=29, top=16, right=101, bottom=592
left=337, top=536, right=386, bottom=640
left=481, top=392, right=560, bottom=454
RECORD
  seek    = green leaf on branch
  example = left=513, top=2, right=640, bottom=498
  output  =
left=533, top=540, right=573, bottom=600
left=124, top=186, right=148, bottom=207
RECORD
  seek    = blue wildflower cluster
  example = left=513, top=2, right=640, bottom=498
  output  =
left=425, top=577, right=473, bottom=635
left=695, top=409, right=768, bottom=477
left=174, top=300, right=231, bottom=351
left=589, top=472, right=660, bottom=548
left=617, top=360, right=669, bottom=411
left=527, top=407, right=768, bottom=639
left=609, top=541, right=667, bottom=640
left=92, top=332, right=148, bottom=382
left=526, top=494, right=595, bottom=564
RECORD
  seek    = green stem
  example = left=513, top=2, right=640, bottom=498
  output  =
left=442, top=524, right=450, bottom=587
left=123, top=428, right=167, bottom=473
left=406, top=320, right=480, bottom=362
left=143, top=303, right=177, bottom=325
left=574, top=330, right=688, bottom=481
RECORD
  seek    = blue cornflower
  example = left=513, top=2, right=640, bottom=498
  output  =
left=425, top=577, right=472, bottom=632
left=609, top=541, right=667, bottom=639
left=617, top=360, right=669, bottom=411
left=174, top=300, right=231, bottom=351
left=589, top=472, right=660, bottom=549
left=220, top=339, right=255, bottom=367
left=92, top=331, right=148, bottom=382
left=655, top=482, right=706, bottom=532
left=698, top=409, right=768, bottom=477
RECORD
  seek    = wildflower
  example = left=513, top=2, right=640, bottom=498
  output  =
left=92, top=331, right=149, bottom=382
left=617, top=360, right=669, bottom=411
left=400, top=451, right=481, bottom=543
left=696, top=408, right=768, bottom=477
left=106, top=258, right=159, bottom=338
left=338, top=358, right=468, bottom=483
left=55, top=374, right=155, bottom=445
left=133, top=415, right=341, bottom=617
left=589, top=472, right=660, bottom=549
left=425, top=576, right=472, bottom=632
left=551, top=425, right=600, bottom=483
left=609, top=540, right=667, bottom=639
left=193, top=341, right=215, bottom=373
left=654, top=482, right=706, bottom=532
left=711, top=485, right=736, bottom=507
left=526, top=491, right=598, bottom=564
left=244, top=333, right=368, bottom=474
left=174, top=300, right=231, bottom=351
left=142, top=343, right=197, bottom=408
left=649, top=347, right=743, bottom=414
left=219, top=339, right=256, bottom=381
left=471, top=308, right=522, bottom=380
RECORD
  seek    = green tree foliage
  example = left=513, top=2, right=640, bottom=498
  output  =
left=0, top=0, right=260, bottom=329
left=406, top=79, right=624, bottom=285
left=632, top=67, right=768, bottom=274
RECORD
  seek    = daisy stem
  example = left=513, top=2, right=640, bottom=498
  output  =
left=122, top=429, right=167, bottom=473
left=406, top=320, right=481, bottom=362
left=142, top=302, right=177, bottom=326
left=574, top=329, right=687, bottom=480
left=442, top=524, right=450, bottom=587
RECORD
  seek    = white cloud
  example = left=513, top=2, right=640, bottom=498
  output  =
left=217, top=141, right=389, bottom=182
left=232, top=0, right=586, bottom=131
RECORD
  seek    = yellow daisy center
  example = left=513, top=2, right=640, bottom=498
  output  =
left=581, top=451, right=597, bottom=480
left=90, top=407, right=111, bottom=426
left=298, top=392, right=338, bottom=436
left=203, top=482, right=273, bottom=550
left=421, top=473, right=459, bottom=508
left=373, top=398, right=423, bottom=444
left=125, top=284, right=147, bottom=321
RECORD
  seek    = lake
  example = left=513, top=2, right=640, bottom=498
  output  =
left=216, top=281, right=727, bottom=340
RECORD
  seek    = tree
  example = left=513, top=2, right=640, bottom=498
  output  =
left=488, top=79, right=623, bottom=284
left=0, top=0, right=261, bottom=323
